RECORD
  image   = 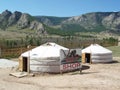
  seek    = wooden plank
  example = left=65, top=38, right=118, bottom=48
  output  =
left=82, top=53, right=86, bottom=63
left=9, top=72, right=28, bottom=78
left=19, top=56, right=23, bottom=71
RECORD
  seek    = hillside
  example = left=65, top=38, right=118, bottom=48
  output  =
left=0, top=10, right=46, bottom=39
left=35, top=12, right=120, bottom=35
left=35, top=16, right=69, bottom=26
left=0, top=10, right=120, bottom=40
left=61, top=12, right=120, bottom=34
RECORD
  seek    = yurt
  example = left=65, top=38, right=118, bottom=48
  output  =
left=82, top=44, right=113, bottom=63
left=19, top=42, right=69, bottom=73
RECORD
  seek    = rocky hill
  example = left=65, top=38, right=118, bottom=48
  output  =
left=61, top=12, right=120, bottom=34
left=0, top=10, right=120, bottom=38
left=36, top=12, right=120, bottom=34
left=0, top=10, right=46, bottom=35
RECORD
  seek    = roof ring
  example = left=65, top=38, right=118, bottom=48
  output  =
left=46, top=42, right=52, bottom=46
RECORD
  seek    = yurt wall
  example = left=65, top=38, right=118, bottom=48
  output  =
left=19, top=57, right=61, bottom=73
left=30, top=59, right=60, bottom=73
left=91, top=53, right=112, bottom=63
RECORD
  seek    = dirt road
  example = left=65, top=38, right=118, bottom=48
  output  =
left=0, top=57, right=120, bottom=90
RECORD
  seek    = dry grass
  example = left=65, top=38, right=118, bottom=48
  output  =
left=0, top=57, right=120, bottom=90
left=0, top=31, right=26, bottom=39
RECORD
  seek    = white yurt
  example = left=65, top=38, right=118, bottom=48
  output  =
left=19, top=42, right=68, bottom=73
left=82, top=44, right=113, bottom=63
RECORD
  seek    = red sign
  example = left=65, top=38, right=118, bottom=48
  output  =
left=60, top=62, right=81, bottom=71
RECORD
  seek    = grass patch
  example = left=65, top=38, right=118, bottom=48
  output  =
left=107, top=46, right=120, bottom=57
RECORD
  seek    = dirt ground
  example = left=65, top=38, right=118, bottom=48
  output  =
left=0, top=57, right=120, bottom=90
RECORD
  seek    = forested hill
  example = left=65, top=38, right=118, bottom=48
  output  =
left=35, top=12, right=120, bottom=35
left=35, top=16, right=69, bottom=26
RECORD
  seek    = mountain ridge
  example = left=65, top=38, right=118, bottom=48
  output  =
left=0, top=10, right=46, bottom=35
left=34, top=11, right=120, bottom=35
left=0, top=10, right=120, bottom=38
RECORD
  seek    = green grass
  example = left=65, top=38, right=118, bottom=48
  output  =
left=7, top=25, right=35, bottom=34
left=0, top=31, right=26, bottom=40
left=107, top=46, right=120, bottom=57
left=2, top=25, right=36, bottom=40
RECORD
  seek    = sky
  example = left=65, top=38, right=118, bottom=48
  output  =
left=0, top=0, right=120, bottom=17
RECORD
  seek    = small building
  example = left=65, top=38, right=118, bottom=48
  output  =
left=19, top=42, right=82, bottom=73
left=82, top=44, right=113, bottom=63
left=19, top=42, right=69, bottom=73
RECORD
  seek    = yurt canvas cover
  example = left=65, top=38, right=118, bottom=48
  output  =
left=19, top=42, right=69, bottom=73
left=82, top=44, right=112, bottom=63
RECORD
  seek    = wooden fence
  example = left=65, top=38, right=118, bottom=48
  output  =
left=0, top=46, right=36, bottom=58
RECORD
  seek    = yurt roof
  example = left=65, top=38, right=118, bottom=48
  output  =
left=82, top=44, right=112, bottom=54
left=21, top=42, right=68, bottom=59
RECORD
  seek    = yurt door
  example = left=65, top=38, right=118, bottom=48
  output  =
left=82, top=53, right=86, bottom=63
left=85, top=53, right=91, bottom=63
left=22, top=57, right=28, bottom=72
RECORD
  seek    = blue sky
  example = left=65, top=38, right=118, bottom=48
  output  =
left=0, top=0, right=120, bottom=17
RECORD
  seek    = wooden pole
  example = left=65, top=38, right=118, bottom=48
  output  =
left=27, top=45, right=30, bottom=73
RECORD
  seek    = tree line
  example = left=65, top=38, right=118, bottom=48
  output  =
left=0, top=36, right=118, bottom=58
left=0, top=36, right=118, bottom=49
